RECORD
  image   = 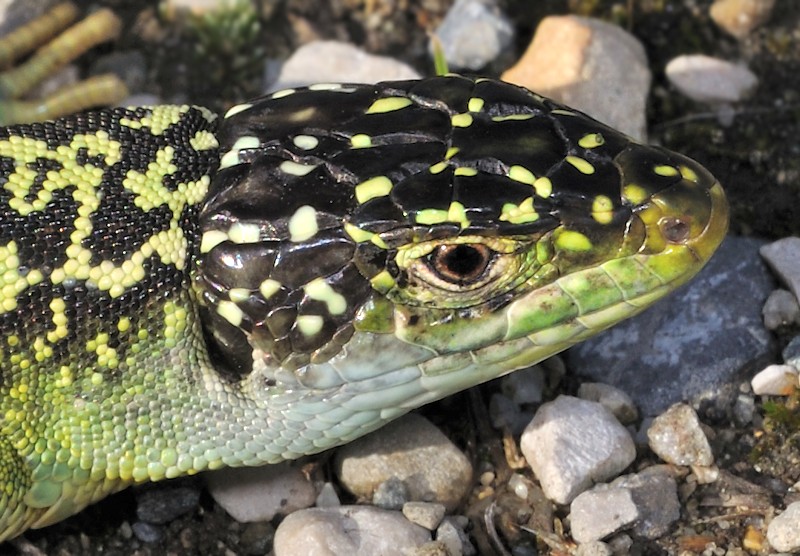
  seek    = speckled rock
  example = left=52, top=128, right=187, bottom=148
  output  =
left=569, top=236, right=775, bottom=417
left=501, top=15, right=650, bottom=140
left=205, top=461, right=317, bottom=523
left=433, top=0, right=513, bottom=70
left=273, top=506, right=431, bottom=556
left=767, top=501, right=800, bottom=552
left=268, top=40, right=420, bottom=91
left=335, top=414, right=473, bottom=511
left=647, top=404, right=715, bottom=474
left=710, top=0, right=776, bottom=39
left=520, top=396, right=636, bottom=504
left=665, top=55, right=758, bottom=104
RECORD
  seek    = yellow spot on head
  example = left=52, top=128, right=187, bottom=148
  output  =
left=454, top=167, right=477, bottom=177
left=296, top=315, right=324, bottom=336
left=366, top=97, right=413, bottom=114
left=445, top=147, right=459, bottom=160
left=451, top=113, right=473, bottom=128
left=309, top=83, right=343, bottom=91
left=271, top=89, right=295, bottom=99
left=447, top=202, right=470, bottom=228
left=280, top=160, right=318, bottom=177
left=200, top=230, right=228, bottom=253
left=288, top=205, right=319, bottom=242
left=622, top=184, right=649, bottom=205
left=293, top=135, right=319, bottom=150
left=468, top=98, right=485, bottom=112
left=591, top=195, right=615, bottom=224
left=415, top=209, right=448, bottom=225
left=223, top=103, right=252, bottom=118
left=355, top=176, right=393, bottom=204
left=508, top=165, right=535, bottom=185
left=370, top=270, right=396, bottom=292
left=492, top=113, right=534, bottom=122
left=228, top=222, right=260, bottom=244
left=654, top=165, right=679, bottom=177
left=533, top=176, right=552, bottom=198
left=229, top=288, right=250, bottom=302
left=259, top=279, right=281, bottom=299
left=500, top=197, right=539, bottom=224
left=680, top=165, right=699, bottom=183
left=351, top=134, right=372, bottom=149
left=565, top=155, right=595, bottom=175
left=217, top=300, right=244, bottom=327
left=429, top=161, right=448, bottom=174
left=304, top=278, right=347, bottom=315
left=578, top=133, right=605, bottom=149
left=555, top=229, right=593, bottom=252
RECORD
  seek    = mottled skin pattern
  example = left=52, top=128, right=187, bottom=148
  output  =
left=0, top=75, right=728, bottom=540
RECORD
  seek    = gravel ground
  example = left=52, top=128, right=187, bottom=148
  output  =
left=1, top=0, right=800, bottom=554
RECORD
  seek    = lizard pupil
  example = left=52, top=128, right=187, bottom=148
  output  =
left=430, top=244, right=492, bottom=284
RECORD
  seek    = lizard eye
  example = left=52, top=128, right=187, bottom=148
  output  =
left=428, top=244, right=493, bottom=284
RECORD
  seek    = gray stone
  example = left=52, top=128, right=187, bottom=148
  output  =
left=205, top=461, right=316, bottom=523
left=782, top=335, right=800, bottom=367
left=131, top=520, right=163, bottom=543
left=761, top=237, right=800, bottom=301
left=335, top=414, right=473, bottom=511
left=570, top=487, right=638, bottom=542
left=273, top=506, right=431, bottom=556
left=647, top=404, right=714, bottom=467
left=520, top=396, right=636, bottom=504
left=762, top=289, right=800, bottom=330
left=136, top=480, right=200, bottom=524
left=437, top=517, right=476, bottom=556
left=268, top=41, right=420, bottom=92
left=610, top=466, right=680, bottom=539
left=577, top=383, right=639, bottom=425
left=568, top=236, right=775, bottom=417
left=501, top=15, right=650, bottom=140
left=767, top=501, right=800, bottom=552
left=433, top=0, right=514, bottom=70
left=501, top=365, right=546, bottom=405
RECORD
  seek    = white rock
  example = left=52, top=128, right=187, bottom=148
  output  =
left=762, top=289, right=800, bottom=330
left=335, top=414, right=473, bottom=511
left=751, top=364, right=798, bottom=396
left=647, top=404, right=714, bottom=467
left=273, top=506, right=431, bottom=556
left=520, top=396, right=636, bottom=504
left=205, top=462, right=316, bottom=523
left=665, top=55, right=757, bottom=103
left=761, top=237, right=800, bottom=301
left=767, top=501, right=800, bottom=552
left=577, top=382, right=639, bottom=424
left=575, top=540, right=613, bottom=555
left=269, top=40, right=420, bottom=91
left=501, top=15, right=651, bottom=140
left=402, top=502, right=446, bottom=530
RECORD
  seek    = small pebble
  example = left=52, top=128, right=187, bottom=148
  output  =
left=502, top=15, right=650, bottom=140
left=131, top=521, right=164, bottom=544
left=751, top=364, right=798, bottom=396
left=316, top=482, right=341, bottom=508
left=732, top=394, right=756, bottom=426
left=373, top=477, right=411, bottom=510
left=710, top=0, right=776, bottom=39
left=767, top=501, right=800, bottom=552
left=402, top=502, right=447, bottom=531
left=761, top=237, right=800, bottom=300
left=437, top=517, right=476, bottom=556
left=577, top=383, right=639, bottom=425
left=501, top=365, right=546, bottom=405
left=665, top=55, right=757, bottom=103
left=433, top=0, right=514, bottom=70
left=762, top=289, right=800, bottom=329
left=782, top=334, right=800, bottom=367
left=521, top=396, right=636, bottom=504
left=273, top=506, right=431, bottom=556
left=570, top=486, right=638, bottom=542
left=238, top=521, right=275, bottom=556
left=335, top=414, right=473, bottom=511
left=205, top=462, right=316, bottom=523
left=268, top=40, right=420, bottom=91
left=647, top=404, right=716, bottom=482
left=136, top=481, right=200, bottom=524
